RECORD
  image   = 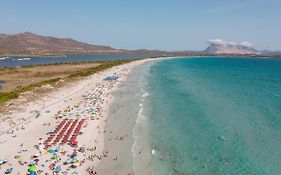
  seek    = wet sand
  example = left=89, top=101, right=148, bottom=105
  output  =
left=96, top=62, right=156, bottom=175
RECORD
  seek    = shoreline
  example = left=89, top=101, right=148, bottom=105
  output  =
left=0, top=58, right=159, bottom=174
left=96, top=60, right=154, bottom=174
left=1, top=56, right=278, bottom=174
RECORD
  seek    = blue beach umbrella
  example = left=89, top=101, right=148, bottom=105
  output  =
left=5, top=168, right=13, bottom=174
left=55, top=166, right=62, bottom=173
left=29, top=171, right=37, bottom=175
left=65, top=159, right=72, bottom=164
left=55, top=146, right=61, bottom=152
left=49, top=149, right=55, bottom=154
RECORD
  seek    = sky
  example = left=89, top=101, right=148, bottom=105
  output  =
left=0, top=0, right=281, bottom=51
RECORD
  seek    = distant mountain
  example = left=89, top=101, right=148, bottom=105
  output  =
left=0, top=32, right=116, bottom=55
left=0, top=32, right=172, bottom=56
left=203, top=39, right=259, bottom=55
left=1, top=33, right=279, bottom=57
left=261, top=50, right=281, bottom=55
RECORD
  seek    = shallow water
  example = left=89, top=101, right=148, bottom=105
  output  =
left=97, top=63, right=150, bottom=174
left=143, top=57, right=281, bottom=175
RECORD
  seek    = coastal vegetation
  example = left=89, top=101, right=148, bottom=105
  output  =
left=67, top=59, right=132, bottom=78
left=0, top=59, right=132, bottom=104
left=0, top=78, right=60, bottom=103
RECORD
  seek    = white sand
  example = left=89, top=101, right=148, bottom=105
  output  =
left=0, top=58, right=156, bottom=174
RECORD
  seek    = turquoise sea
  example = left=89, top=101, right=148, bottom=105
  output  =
left=136, top=57, right=281, bottom=175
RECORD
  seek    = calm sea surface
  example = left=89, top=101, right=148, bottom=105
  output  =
left=137, top=57, right=281, bottom=175
left=0, top=53, right=158, bottom=68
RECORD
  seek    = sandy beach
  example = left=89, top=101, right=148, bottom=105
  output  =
left=0, top=58, right=155, bottom=175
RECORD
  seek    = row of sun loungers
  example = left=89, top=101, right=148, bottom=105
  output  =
left=44, top=119, right=85, bottom=148
left=70, top=119, right=85, bottom=146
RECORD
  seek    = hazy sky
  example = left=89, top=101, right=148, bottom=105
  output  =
left=0, top=0, right=280, bottom=51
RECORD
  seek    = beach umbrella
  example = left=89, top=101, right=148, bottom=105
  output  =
left=70, top=154, right=77, bottom=158
left=0, top=159, right=8, bottom=165
left=5, top=168, right=13, bottom=174
left=72, top=158, right=78, bottom=163
left=28, top=160, right=36, bottom=165
left=70, top=164, right=77, bottom=169
left=49, top=149, right=55, bottom=154
left=55, top=146, right=61, bottom=152
left=65, top=159, right=72, bottom=164
left=71, top=151, right=77, bottom=158
left=74, top=162, right=80, bottom=167
left=79, top=146, right=86, bottom=152
left=55, top=166, right=62, bottom=173
left=39, top=145, right=44, bottom=150
left=49, top=163, right=55, bottom=170
left=29, top=171, right=37, bottom=175
left=34, top=153, right=40, bottom=157
left=29, top=165, right=36, bottom=172
left=51, top=156, right=57, bottom=160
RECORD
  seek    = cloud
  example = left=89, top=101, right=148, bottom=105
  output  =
left=208, top=39, right=236, bottom=46
left=208, top=39, right=253, bottom=47
left=240, top=41, right=253, bottom=48
left=208, top=39, right=226, bottom=45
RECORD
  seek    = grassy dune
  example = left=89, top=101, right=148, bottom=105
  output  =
left=0, top=59, right=132, bottom=104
